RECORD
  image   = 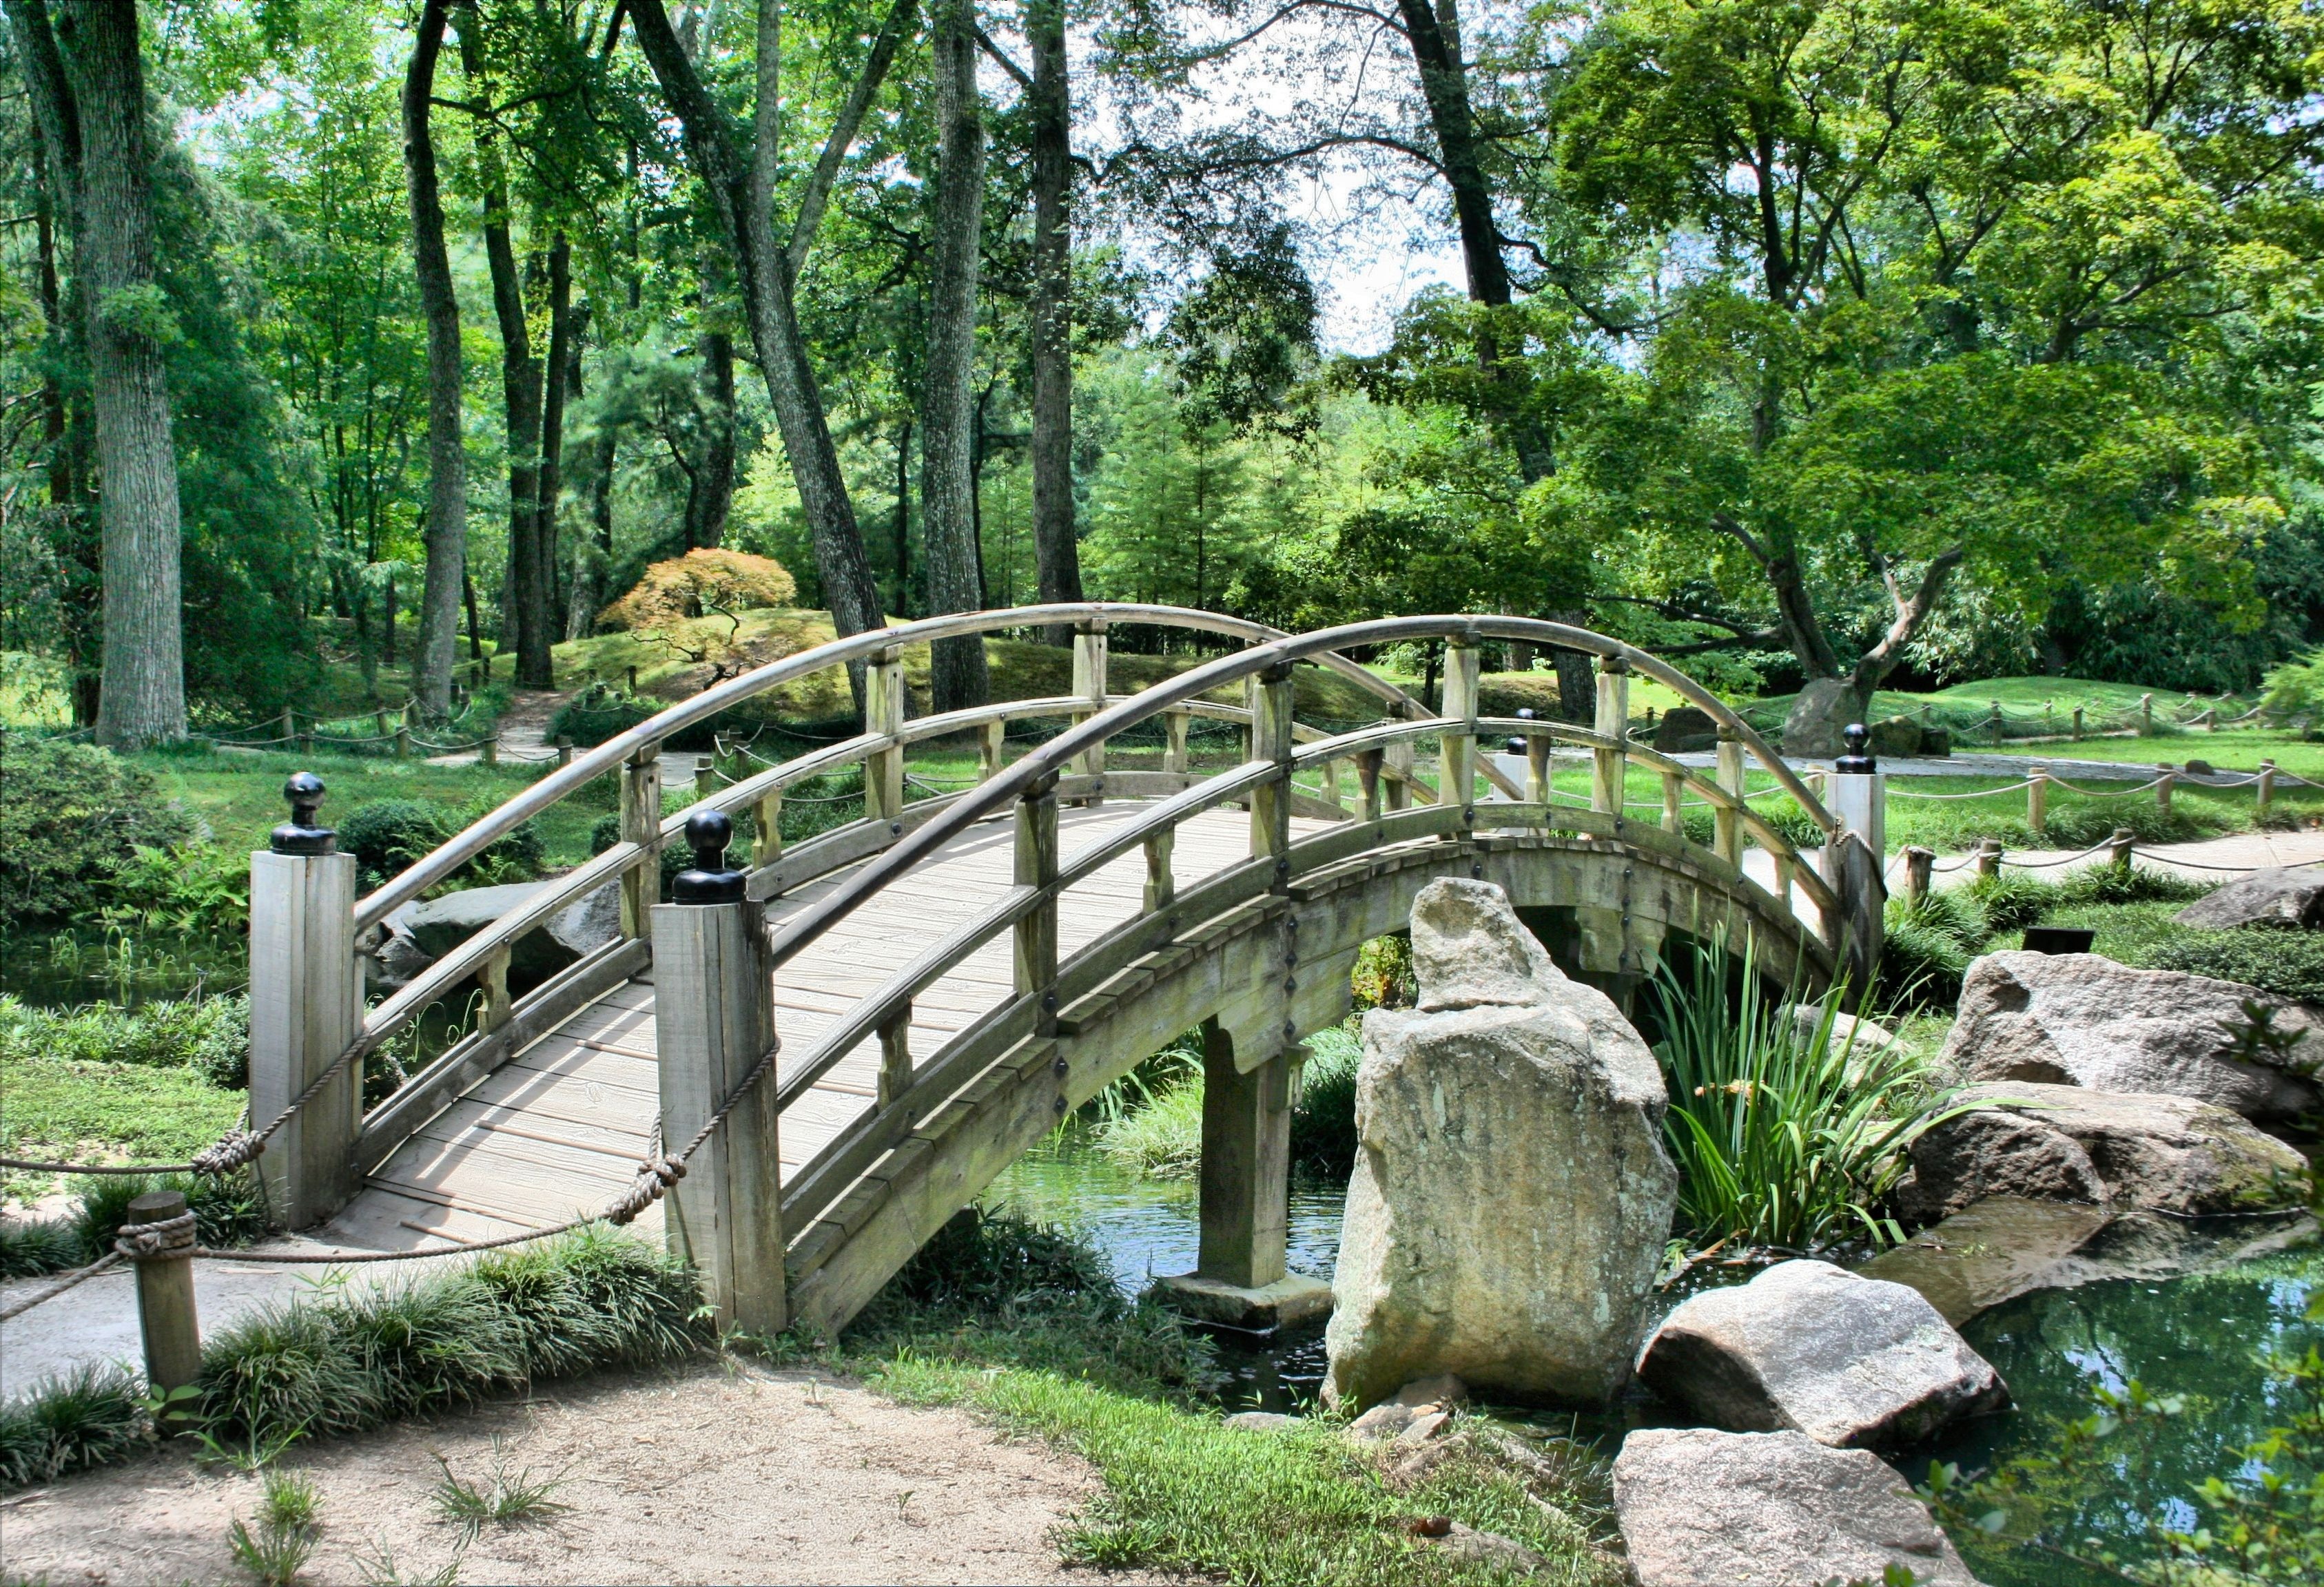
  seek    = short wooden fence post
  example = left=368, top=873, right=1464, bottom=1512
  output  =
left=651, top=813, right=784, bottom=1336
left=480, top=734, right=497, bottom=766
left=126, top=1188, right=202, bottom=1401
left=2259, top=760, right=2277, bottom=813
left=1903, top=844, right=1935, bottom=902
left=2028, top=764, right=2050, bottom=833
left=1975, top=836, right=2004, bottom=879
left=393, top=725, right=410, bottom=759
left=626, top=663, right=638, bottom=692
left=2140, top=694, right=2155, bottom=736
left=247, top=774, right=361, bottom=1230
left=2157, top=765, right=2175, bottom=814
left=2072, top=707, right=2085, bottom=742
left=2110, top=827, right=2135, bottom=871
left=1988, top=702, right=2003, bottom=746
left=555, top=735, right=573, bottom=767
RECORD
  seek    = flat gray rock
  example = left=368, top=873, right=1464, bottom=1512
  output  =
left=1900, top=1082, right=2310, bottom=1221
left=1324, top=880, right=1677, bottom=1410
left=1637, top=1260, right=2008, bottom=1447
left=1614, top=1427, right=1980, bottom=1586
left=1942, top=951, right=2323, bottom=1119
left=2174, top=867, right=2324, bottom=931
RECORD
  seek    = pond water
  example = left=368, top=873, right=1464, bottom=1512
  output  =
left=984, top=1130, right=2324, bottom=1577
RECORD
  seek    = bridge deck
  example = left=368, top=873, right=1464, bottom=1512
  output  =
left=324, top=802, right=1322, bottom=1254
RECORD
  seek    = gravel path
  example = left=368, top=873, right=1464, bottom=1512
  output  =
left=0, top=1359, right=1155, bottom=1586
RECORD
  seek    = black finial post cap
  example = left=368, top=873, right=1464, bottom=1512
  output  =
left=672, top=809, right=746, bottom=904
left=1835, top=723, right=1876, bottom=775
left=269, top=771, right=336, bottom=855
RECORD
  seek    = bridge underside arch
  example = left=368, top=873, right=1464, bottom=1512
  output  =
left=782, top=806, right=1831, bottom=1336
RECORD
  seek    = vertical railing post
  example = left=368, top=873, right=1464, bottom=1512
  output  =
left=1591, top=656, right=1629, bottom=816
left=619, top=745, right=664, bottom=939
left=1356, top=747, right=1385, bottom=823
left=1524, top=718, right=1552, bottom=807
left=1143, top=829, right=1176, bottom=913
left=979, top=718, right=1006, bottom=783
left=247, top=774, right=361, bottom=1230
left=2028, top=763, right=2050, bottom=834
left=864, top=646, right=906, bottom=825
left=1162, top=708, right=1191, bottom=777
left=877, top=1001, right=914, bottom=1110
left=1071, top=621, right=1109, bottom=797
left=1440, top=637, right=1481, bottom=815
left=651, top=812, right=784, bottom=1336
left=1660, top=769, right=1685, bottom=834
left=1714, top=731, right=1746, bottom=866
left=1824, top=725, right=1887, bottom=993
left=125, top=1188, right=201, bottom=1402
left=1249, top=661, right=1297, bottom=880
left=751, top=789, right=784, bottom=870
left=1016, top=772, right=1060, bottom=1033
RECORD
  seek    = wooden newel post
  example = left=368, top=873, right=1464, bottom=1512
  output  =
left=619, top=747, right=664, bottom=939
left=1440, top=638, right=1481, bottom=814
left=1592, top=655, right=1629, bottom=816
left=1249, top=661, right=1297, bottom=873
left=125, top=1188, right=202, bottom=1400
left=248, top=774, right=361, bottom=1230
left=864, top=647, right=906, bottom=824
left=1824, top=725, right=1886, bottom=993
left=651, top=811, right=784, bottom=1336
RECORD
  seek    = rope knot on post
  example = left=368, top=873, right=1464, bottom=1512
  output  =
left=192, top=1130, right=265, bottom=1176
left=114, top=1210, right=198, bottom=1261
left=608, top=1155, right=688, bottom=1225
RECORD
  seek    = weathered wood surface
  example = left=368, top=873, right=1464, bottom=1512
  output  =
left=329, top=803, right=1295, bottom=1251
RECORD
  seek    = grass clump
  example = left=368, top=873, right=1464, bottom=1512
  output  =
left=0, top=1363, right=149, bottom=1487
left=431, top=1438, right=567, bottom=1537
left=227, top=1467, right=321, bottom=1586
left=1649, top=938, right=1973, bottom=1251
left=1093, top=1019, right=1364, bottom=1183
left=200, top=1225, right=706, bottom=1449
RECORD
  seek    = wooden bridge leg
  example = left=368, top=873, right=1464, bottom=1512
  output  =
left=651, top=816, right=784, bottom=1337
left=1152, top=1023, right=1333, bottom=1331
left=248, top=774, right=361, bottom=1230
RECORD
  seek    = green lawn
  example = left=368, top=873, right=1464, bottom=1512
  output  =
left=0, top=1056, right=245, bottom=1202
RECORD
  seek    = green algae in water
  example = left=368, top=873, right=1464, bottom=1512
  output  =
left=1920, top=1242, right=2324, bottom=1584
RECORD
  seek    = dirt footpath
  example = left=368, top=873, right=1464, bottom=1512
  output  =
left=0, top=1360, right=1160, bottom=1586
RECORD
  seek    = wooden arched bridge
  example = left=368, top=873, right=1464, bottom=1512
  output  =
left=249, top=607, right=1883, bottom=1338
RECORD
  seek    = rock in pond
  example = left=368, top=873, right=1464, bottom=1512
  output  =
left=393, top=878, right=621, bottom=983
left=2174, top=867, right=2324, bottom=931
left=1614, top=1427, right=1979, bottom=1586
left=1636, top=1260, right=2008, bottom=1448
left=1900, top=1082, right=2310, bottom=1221
left=1941, top=951, right=2323, bottom=1119
left=1322, top=879, right=1678, bottom=1411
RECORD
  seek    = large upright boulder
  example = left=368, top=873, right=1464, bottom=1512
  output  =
left=1636, top=1260, right=2008, bottom=1448
left=1942, top=951, right=2323, bottom=1119
left=1899, top=1082, right=2311, bottom=1221
left=1322, top=879, right=1678, bottom=1410
left=393, top=878, right=621, bottom=982
left=2174, top=868, right=2324, bottom=931
left=1782, top=678, right=1869, bottom=758
left=1613, top=1428, right=1980, bottom=1587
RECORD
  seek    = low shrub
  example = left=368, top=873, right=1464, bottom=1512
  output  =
left=101, top=843, right=250, bottom=938
left=1093, top=1081, right=1204, bottom=1177
left=339, top=800, right=545, bottom=891
left=2150, top=931, right=2324, bottom=1004
left=0, top=1170, right=267, bottom=1278
left=0, top=1216, right=83, bottom=1278
left=0, top=993, right=249, bottom=1086
left=196, top=1226, right=705, bottom=1449
left=1288, top=1024, right=1360, bottom=1179
left=0, top=738, right=197, bottom=924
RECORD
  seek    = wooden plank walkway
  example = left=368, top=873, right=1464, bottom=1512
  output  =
left=325, top=802, right=1310, bottom=1254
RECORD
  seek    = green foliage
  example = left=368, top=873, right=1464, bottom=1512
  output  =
left=430, top=1439, right=568, bottom=1535
left=0, top=1364, right=150, bottom=1489
left=227, top=1468, right=323, bottom=1586
left=0, top=739, right=197, bottom=924
left=338, top=800, right=545, bottom=891
left=1648, top=939, right=1973, bottom=1249
left=0, top=1052, right=249, bottom=1203
left=0, top=1216, right=85, bottom=1278
left=73, top=1170, right=269, bottom=1256
left=2263, top=650, right=2324, bottom=724
left=195, top=1226, right=706, bottom=1451
left=1288, top=1024, right=1361, bottom=1179
left=0, top=992, right=249, bottom=1087
left=2151, top=933, right=2324, bottom=1006
left=100, top=842, right=251, bottom=940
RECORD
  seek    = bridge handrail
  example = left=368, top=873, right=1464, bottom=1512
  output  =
left=356, top=603, right=1455, bottom=932
left=757, top=614, right=1836, bottom=982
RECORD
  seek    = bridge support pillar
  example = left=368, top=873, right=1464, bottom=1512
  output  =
left=1151, top=1022, right=1333, bottom=1332
left=248, top=774, right=362, bottom=1230
left=652, top=813, right=786, bottom=1337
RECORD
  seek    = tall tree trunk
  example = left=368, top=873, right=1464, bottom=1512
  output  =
left=462, top=568, right=484, bottom=664
left=891, top=418, right=911, bottom=616
left=537, top=236, right=576, bottom=628
left=34, top=0, right=185, bottom=746
left=919, top=0, right=990, bottom=711
left=459, top=12, right=552, bottom=689
left=566, top=322, right=610, bottom=640
left=689, top=267, right=737, bottom=550
left=1027, top=0, right=1080, bottom=643
left=629, top=0, right=887, bottom=659
left=402, top=0, right=464, bottom=718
